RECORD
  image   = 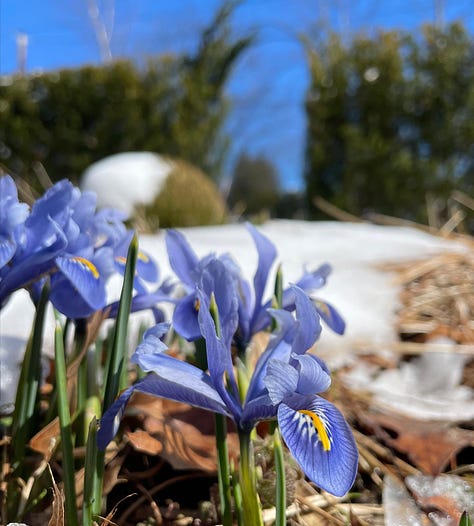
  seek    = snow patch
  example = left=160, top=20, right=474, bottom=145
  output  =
left=81, top=152, right=173, bottom=215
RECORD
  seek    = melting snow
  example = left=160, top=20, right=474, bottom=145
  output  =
left=0, top=220, right=471, bottom=414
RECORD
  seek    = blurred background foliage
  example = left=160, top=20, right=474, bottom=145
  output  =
left=136, top=158, right=228, bottom=230
left=1, top=0, right=473, bottom=229
left=304, top=22, right=474, bottom=224
left=0, top=2, right=252, bottom=193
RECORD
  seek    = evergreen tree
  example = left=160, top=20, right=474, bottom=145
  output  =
left=304, top=23, right=474, bottom=222
left=0, top=1, right=251, bottom=190
left=228, top=153, right=280, bottom=216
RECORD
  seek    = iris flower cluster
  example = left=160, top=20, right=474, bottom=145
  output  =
left=0, top=175, right=157, bottom=319
left=99, top=226, right=358, bottom=497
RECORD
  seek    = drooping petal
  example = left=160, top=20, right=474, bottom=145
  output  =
left=278, top=396, right=358, bottom=497
left=132, top=323, right=170, bottom=359
left=97, top=385, right=135, bottom=449
left=54, top=255, right=105, bottom=311
left=0, top=217, right=68, bottom=304
left=166, top=229, right=200, bottom=289
left=97, top=370, right=232, bottom=450
left=314, top=299, right=346, bottom=335
left=295, top=263, right=332, bottom=292
left=130, top=354, right=232, bottom=415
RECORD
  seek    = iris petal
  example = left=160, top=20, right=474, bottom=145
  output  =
left=173, top=292, right=202, bottom=341
left=314, top=299, right=346, bottom=335
left=291, top=354, right=331, bottom=394
left=264, top=359, right=299, bottom=404
left=292, top=287, right=322, bottom=354
left=55, top=255, right=105, bottom=310
left=246, top=223, right=277, bottom=329
left=166, top=229, right=200, bottom=289
left=0, top=236, right=15, bottom=268
left=278, top=397, right=358, bottom=497
left=133, top=323, right=170, bottom=359
left=98, top=370, right=232, bottom=450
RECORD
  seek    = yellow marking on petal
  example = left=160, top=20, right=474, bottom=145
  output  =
left=194, top=298, right=200, bottom=311
left=299, top=409, right=331, bottom=451
left=138, top=251, right=149, bottom=262
left=316, top=301, right=330, bottom=318
left=73, top=256, right=100, bottom=279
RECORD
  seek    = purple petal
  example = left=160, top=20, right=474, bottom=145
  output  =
left=98, top=370, right=231, bottom=450
left=246, top=223, right=277, bottom=329
left=0, top=236, right=15, bottom=268
left=295, top=263, right=332, bottom=291
left=166, top=229, right=199, bottom=289
left=54, top=255, right=105, bottom=310
left=264, top=359, right=299, bottom=404
left=132, top=323, right=170, bottom=360
left=278, top=397, right=358, bottom=497
left=241, top=393, right=277, bottom=429
left=291, top=287, right=322, bottom=354
left=173, top=292, right=201, bottom=341
left=314, top=299, right=346, bottom=335
left=291, top=354, right=332, bottom=394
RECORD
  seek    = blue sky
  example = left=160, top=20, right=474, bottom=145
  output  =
left=1, top=0, right=473, bottom=191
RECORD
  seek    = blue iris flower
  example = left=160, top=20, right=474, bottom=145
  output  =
left=97, top=262, right=358, bottom=496
left=166, top=223, right=345, bottom=350
left=0, top=175, right=29, bottom=269
left=0, top=176, right=160, bottom=319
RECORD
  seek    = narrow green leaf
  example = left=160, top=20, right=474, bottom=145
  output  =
left=83, top=414, right=99, bottom=526
left=102, top=233, right=138, bottom=411
left=94, top=234, right=138, bottom=516
left=459, top=511, right=472, bottom=526
left=215, top=414, right=233, bottom=526
left=54, top=312, right=78, bottom=526
left=11, top=284, right=49, bottom=470
left=273, top=428, right=286, bottom=526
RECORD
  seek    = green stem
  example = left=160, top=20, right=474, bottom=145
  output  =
left=215, top=414, right=233, bottom=526
left=273, top=428, right=286, bottom=526
left=239, top=431, right=264, bottom=526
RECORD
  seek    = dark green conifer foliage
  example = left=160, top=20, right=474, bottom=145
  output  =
left=227, top=153, right=281, bottom=216
left=304, top=23, right=474, bottom=222
left=0, top=1, right=251, bottom=192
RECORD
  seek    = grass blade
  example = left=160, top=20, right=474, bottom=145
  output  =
left=11, top=284, right=49, bottom=471
left=83, top=414, right=99, bottom=526
left=93, top=234, right=138, bottom=516
left=273, top=427, right=286, bottom=526
left=54, top=311, right=78, bottom=526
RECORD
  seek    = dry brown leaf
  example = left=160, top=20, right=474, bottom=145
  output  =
left=29, top=417, right=60, bottom=458
left=414, top=494, right=463, bottom=525
left=48, top=466, right=65, bottom=526
left=362, top=412, right=474, bottom=474
left=124, top=393, right=239, bottom=472
left=125, top=429, right=163, bottom=455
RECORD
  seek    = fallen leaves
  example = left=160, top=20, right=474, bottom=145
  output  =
left=121, top=393, right=239, bottom=472
left=360, top=412, right=474, bottom=475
